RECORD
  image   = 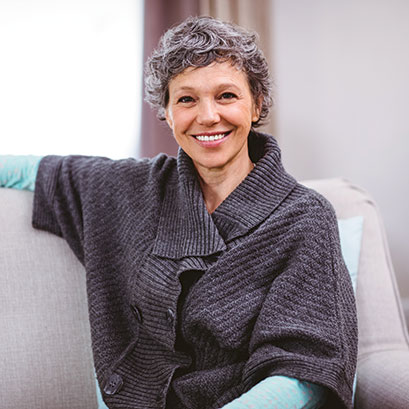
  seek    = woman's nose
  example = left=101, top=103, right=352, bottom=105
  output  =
left=196, top=100, right=220, bottom=126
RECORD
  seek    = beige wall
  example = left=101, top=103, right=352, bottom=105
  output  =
left=270, top=1, right=409, bottom=299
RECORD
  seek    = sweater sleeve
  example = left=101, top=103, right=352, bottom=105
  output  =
left=0, top=155, right=43, bottom=191
left=221, top=376, right=328, bottom=409
left=243, top=196, right=357, bottom=409
left=32, top=155, right=114, bottom=264
left=32, top=154, right=153, bottom=265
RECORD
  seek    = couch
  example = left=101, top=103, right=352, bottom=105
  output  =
left=1, top=178, right=409, bottom=408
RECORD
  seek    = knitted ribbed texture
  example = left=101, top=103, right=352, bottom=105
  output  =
left=32, top=132, right=357, bottom=409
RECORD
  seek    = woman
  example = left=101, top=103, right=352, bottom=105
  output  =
left=1, top=16, right=357, bottom=409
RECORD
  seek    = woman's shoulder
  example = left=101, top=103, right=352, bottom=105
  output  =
left=101, top=152, right=176, bottom=176
left=274, top=182, right=339, bottom=238
left=125, top=151, right=174, bottom=172
left=68, top=152, right=179, bottom=189
left=289, top=182, right=337, bottom=219
left=38, top=152, right=179, bottom=202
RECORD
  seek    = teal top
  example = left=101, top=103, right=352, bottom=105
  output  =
left=0, top=155, right=328, bottom=409
left=0, top=155, right=42, bottom=191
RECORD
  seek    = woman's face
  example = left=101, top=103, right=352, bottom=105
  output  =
left=165, top=61, right=260, bottom=173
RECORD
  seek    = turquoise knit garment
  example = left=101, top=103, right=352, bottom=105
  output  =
left=221, top=376, right=327, bottom=409
left=0, top=155, right=42, bottom=191
left=0, top=155, right=327, bottom=408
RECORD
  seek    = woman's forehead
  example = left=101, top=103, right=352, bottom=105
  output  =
left=168, top=62, right=248, bottom=91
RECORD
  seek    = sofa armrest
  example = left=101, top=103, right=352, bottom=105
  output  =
left=356, top=350, right=409, bottom=409
left=0, top=188, right=97, bottom=409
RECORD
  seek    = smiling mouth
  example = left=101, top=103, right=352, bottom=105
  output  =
left=193, top=131, right=231, bottom=142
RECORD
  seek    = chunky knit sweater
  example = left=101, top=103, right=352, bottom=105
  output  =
left=32, top=132, right=357, bottom=409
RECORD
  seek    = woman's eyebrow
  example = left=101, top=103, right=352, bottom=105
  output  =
left=215, top=83, right=241, bottom=91
left=173, top=83, right=241, bottom=93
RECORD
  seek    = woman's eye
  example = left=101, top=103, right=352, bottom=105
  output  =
left=177, top=96, right=194, bottom=103
left=220, top=92, right=237, bottom=100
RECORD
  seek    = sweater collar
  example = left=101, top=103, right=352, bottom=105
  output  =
left=151, top=131, right=297, bottom=259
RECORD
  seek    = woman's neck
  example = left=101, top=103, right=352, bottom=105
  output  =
left=196, top=157, right=254, bottom=213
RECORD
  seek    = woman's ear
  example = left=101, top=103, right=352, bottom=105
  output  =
left=165, top=108, right=173, bottom=129
left=252, top=96, right=263, bottom=122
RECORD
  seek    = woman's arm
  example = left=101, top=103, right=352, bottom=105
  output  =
left=221, top=376, right=328, bottom=409
left=0, top=155, right=43, bottom=191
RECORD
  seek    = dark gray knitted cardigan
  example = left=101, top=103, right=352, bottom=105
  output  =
left=32, top=132, right=357, bottom=409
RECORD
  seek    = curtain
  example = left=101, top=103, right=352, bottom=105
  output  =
left=138, top=0, right=200, bottom=158
left=200, top=0, right=275, bottom=138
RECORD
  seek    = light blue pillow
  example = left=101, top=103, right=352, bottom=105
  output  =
left=338, top=215, right=364, bottom=407
left=94, top=216, right=364, bottom=409
left=338, top=216, right=364, bottom=293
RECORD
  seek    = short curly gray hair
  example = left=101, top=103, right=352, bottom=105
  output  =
left=144, top=16, right=273, bottom=128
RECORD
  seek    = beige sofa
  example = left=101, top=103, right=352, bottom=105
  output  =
left=1, top=178, right=409, bottom=408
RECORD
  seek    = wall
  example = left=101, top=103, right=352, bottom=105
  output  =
left=270, top=1, right=409, bottom=301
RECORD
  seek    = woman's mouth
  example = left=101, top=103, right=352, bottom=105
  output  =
left=192, top=130, right=231, bottom=142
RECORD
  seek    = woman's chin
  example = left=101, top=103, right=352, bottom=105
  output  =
left=192, top=157, right=230, bottom=173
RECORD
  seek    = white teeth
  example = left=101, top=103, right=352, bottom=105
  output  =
left=195, top=133, right=226, bottom=142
